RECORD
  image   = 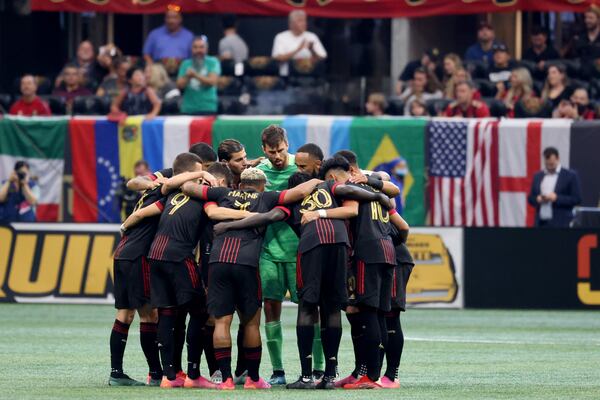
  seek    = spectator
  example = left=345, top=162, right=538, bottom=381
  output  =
left=145, top=63, right=180, bottom=100
left=0, top=161, right=39, bottom=222
left=488, top=43, right=517, bottom=97
left=96, top=43, right=122, bottom=73
left=121, top=160, right=150, bottom=217
left=464, top=21, right=497, bottom=65
left=409, top=100, right=429, bottom=117
left=9, top=75, right=51, bottom=116
left=143, top=4, right=194, bottom=76
left=555, top=98, right=580, bottom=119
left=442, top=53, right=463, bottom=98
left=445, top=67, right=482, bottom=100
left=542, top=64, right=570, bottom=110
left=523, top=26, right=560, bottom=79
left=365, top=92, right=387, bottom=116
left=400, top=67, right=442, bottom=115
left=56, top=40, right=103, bottom=90
left=218, top=15, right=248, bottom=63
left=96, top=57, right=131, bottom=100
left=443, top=80, right=490, bottom=118
left=396, top=48, right=443, bottom=95
left=373, top=157, right=409, bottom=215
left=111, top=67, right=161, bottom=118
left=572, top=8, right=600, bottom=63
left=528, top=147, right=582, bottom=227
left=177, top=36, right=220, bottom=115
left=272, top=10, right=327, bottom=75
left=502, top=67, right=534, bottom=117
left=217, top=139, right=248, bottom=188
left=571, top=87, right=596, bottom=119
left=52, top=64, right=93, bottom=111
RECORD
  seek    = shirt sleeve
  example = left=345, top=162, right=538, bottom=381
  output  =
left=143, top=30, right=156, bottom=57
left=261, top=191, right=284, bottom=209
left=151, top=168, right=173, bottom=180
left=153, top=198, right=166, bottom=212
left=210, top=58, right=221, bottom=76
left=272, top=33, right=284, bottom=57
left=310, top=33, right=327, bottom=58
left=205, top=187, right=228, bottom=202
left=177, top=60, right=189, bottom=79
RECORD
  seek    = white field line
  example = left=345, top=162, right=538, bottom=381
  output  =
left=406, top=336, right=600, bottom=346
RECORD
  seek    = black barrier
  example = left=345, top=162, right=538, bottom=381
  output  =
left=464, top=228, right=600, bottom=309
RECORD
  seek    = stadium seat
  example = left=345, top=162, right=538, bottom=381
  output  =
left=464, top=60, right=488, bottom=80
left=246, top=76, right=285, bottom=93
left=244, top=57, right=279, bottom=76
left=220, top=59, right=236, bottom=76
left=289, top=59, right=326, bottom=78
left=160, top=97, right=180, bottom=115
left=217, top=76, right=243, bottom=96
left=513, top=98, right=553, bottom=118
left=0, top=93, right=12, bottom=113
left=546, top=59, right=581, bottom=79
left=72, top=95, right=105, bottom=115
left=218, top=95, right=246, bottom=115
left=426, top=98, right=452, bottom=116
left=40, top=95, right=66, bottom=115
left=474, top=79, right=497, bottom=97
left=386, top=98, right=404, bottom=116
left=482, top=97, right=508, bottom=118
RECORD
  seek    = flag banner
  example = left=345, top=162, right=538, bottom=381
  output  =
left=570, top=121, right=600, bottom=208
left=283, top=115, right=351, bottom=157
left=31, top=0, right=597, bottom=18
left=211, top=116, right=284, bottom=159
left=428, top=119, right=499, bottom=227
left=350, top=118, right=427, bottom=226
left=0, top=117, right=67, bottom=222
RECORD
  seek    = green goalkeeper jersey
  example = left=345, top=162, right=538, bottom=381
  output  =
left=257, top=154, right=299, bottom=262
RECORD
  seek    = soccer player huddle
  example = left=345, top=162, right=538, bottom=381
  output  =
left=108, top=124, right=414, bottom=390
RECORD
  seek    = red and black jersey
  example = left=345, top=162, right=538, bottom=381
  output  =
left=198, top=186, right=290, bottom=268
left=114, top=186, right=166, bottom=261
left=293, top=180, right=350, bottom=254
left=147, top=189, right=208, bottom=262
left=150, top=168, right=173, bottom=180
left=348, top=183, right=396, bottom=266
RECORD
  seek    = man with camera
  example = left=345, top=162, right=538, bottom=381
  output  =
left=0, top=161, right=39, bottom=222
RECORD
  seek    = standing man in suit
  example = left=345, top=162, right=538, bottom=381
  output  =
left=528, top=147, right=582, bottom=227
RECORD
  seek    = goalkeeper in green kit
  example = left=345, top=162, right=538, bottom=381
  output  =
left=257, top=125, right=325, bottom=385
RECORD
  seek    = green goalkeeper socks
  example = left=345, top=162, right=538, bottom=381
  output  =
left=312, top=324, right=325, bottom=372
left=265, top=321, right=284, bottom=371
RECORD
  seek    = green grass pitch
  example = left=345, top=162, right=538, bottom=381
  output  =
left=1, top=304, right=600, bottom=399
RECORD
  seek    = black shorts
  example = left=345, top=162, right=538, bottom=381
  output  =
left=149, top=258, right=205, bottom=308
left=113, top=257, right=151, bottom=310
left=348, top=261, right=394, bottom=312
left=390, top=262, right=414, bottom=311
left=207, top=263, right=262, bottom=318
left=297, top=244, right=348, bottom=308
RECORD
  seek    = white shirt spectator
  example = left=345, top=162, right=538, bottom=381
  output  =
left=272, top=30, right=327, bottom=76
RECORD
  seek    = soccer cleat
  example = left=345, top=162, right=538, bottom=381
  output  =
left=211, top=370, right=223, bottom=384
left=160, top=376, right=185, bottom=388
left=233, top=370, right=247, bottom=385
left=146, top=375, right=162, bottom=386
left=316, top=377, right=336, bottom=390
left=108, top=373, right=146, bottom=386
left=334, top=374, right=357, bottom=388
left=286, top=376, right=316, bottom=389
left=379, top=376, right=400, bottom=389
left=244, top=377, right=272, bottom=389
left=216, top=377, right=236, bottom=390
left=184, top=375, right=217, bottom=389
left=267, top=372, right=287, bottom=385
left=343, top=375, right=382, bottom=390
left=312, top=370, right=325, bottom=383
left=176, top=370, right=187, bottom=381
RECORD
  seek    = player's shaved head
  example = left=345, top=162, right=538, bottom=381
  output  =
left=173, top=152, right=203, bottom=174
left=319, top=155, right=350, bottom=181
left=208, top=162, right=234, bottom=188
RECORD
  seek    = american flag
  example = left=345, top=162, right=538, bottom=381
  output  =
left=428, top=120, right=499, bottom=226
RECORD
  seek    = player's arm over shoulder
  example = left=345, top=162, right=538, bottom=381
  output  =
left=122, top=200, right=165, bottom=230
left=204, top=203, right=252, bottom=221
left=213, top=207, right=289, bottom=235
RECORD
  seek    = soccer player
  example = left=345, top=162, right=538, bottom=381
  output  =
left=141, top=152, right=249, bottom=388
left=217, top=139, right=248, bottom=189
left=255, top=125, right=306, bottom=384
left=381, top=211, right=413, bottom=389
left=182, top=167, right=322, bottom=390
left=295, top=143, right=323, bottom=178
left=109, top=184, right=165, bottom=386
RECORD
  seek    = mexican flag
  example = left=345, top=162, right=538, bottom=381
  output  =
left=0, top=117, right=67, bottom=221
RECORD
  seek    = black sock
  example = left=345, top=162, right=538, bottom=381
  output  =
left=320, top=308, right=342, bottom=379
left=244, top=346, right=262, bottom=381
left=361, top=310, right=382, bottom=382
left=186, top=310, right=207, bottom=380
left=234, top=324, right=246, bottom=376
left=202, top=325, right=218, bottom=376
left=377, top=311, right=388, bottom=378
left=297, top=325, right=314, bottom=378
left=140, top=322, right=162, bottom=380
left=110, top=319, right=130, bottom=376
left=384, top=311, right=404, bottom=381
left=215, top=347, right=232, bottom=380
left=157, top=308, right=177, bottom=380
left=346, top=313, right=366, bottom=378
left=173, top=308, right=187, bottom=373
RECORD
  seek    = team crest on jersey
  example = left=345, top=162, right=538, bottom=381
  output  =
left=121, top=124, right=139, bottom=142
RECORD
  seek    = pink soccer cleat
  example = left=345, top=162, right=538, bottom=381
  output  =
left=343, top=375, right=382, bottom=390
left=243, top=377, right=272, bottom=389
left=216, top=377, right=236, bottom=390
left=334, top=374, right=358, bottom=388
left=184, top=375, right=217, bottom=389
left=379, top=376, right=400, bottom=389
left=160, top=375, right=185, bottom=388
left=176, top=371, right=187, bottom=381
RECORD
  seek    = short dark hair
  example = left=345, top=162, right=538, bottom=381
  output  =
left=414, top=67, right=428, bottom=78
left=222, top=14, right=237, bottom=30
left=189, top=142, right=218, bottom=163
left=63, top=63, right=78, bottom=72
left=333, top=150, right=357, bottom=166
left=531, top=26, right=548, bottom=37
left=319, top=155, right=350, bottom=180
left=543, top=147, right=559, bottom=159
left=288, top=171, right=312, bottom=189
left=207, top=162, right=234, bottom=187
left=297, top=143, right=324, bottom=161
left=14, top=160, right=30, bottom=171
left=173, top=152, right=203, bottom=174
left=126, top=66, right=144, bottom=81
left=218, top=139, right=244, bottom=161
left=261, top=125, right=287, bottom=148
left=134, top=159, right=149, bottom=169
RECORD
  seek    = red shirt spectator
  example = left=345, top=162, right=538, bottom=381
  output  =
left=9, top=75, right=51, bottom=116
left=443, top=81, right=490, bottom=118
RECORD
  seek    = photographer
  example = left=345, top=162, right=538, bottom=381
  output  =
left=0, top=161, right=39, bottom=222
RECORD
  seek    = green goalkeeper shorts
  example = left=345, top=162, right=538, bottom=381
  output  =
left=259, top=255, right=298, bottom=303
